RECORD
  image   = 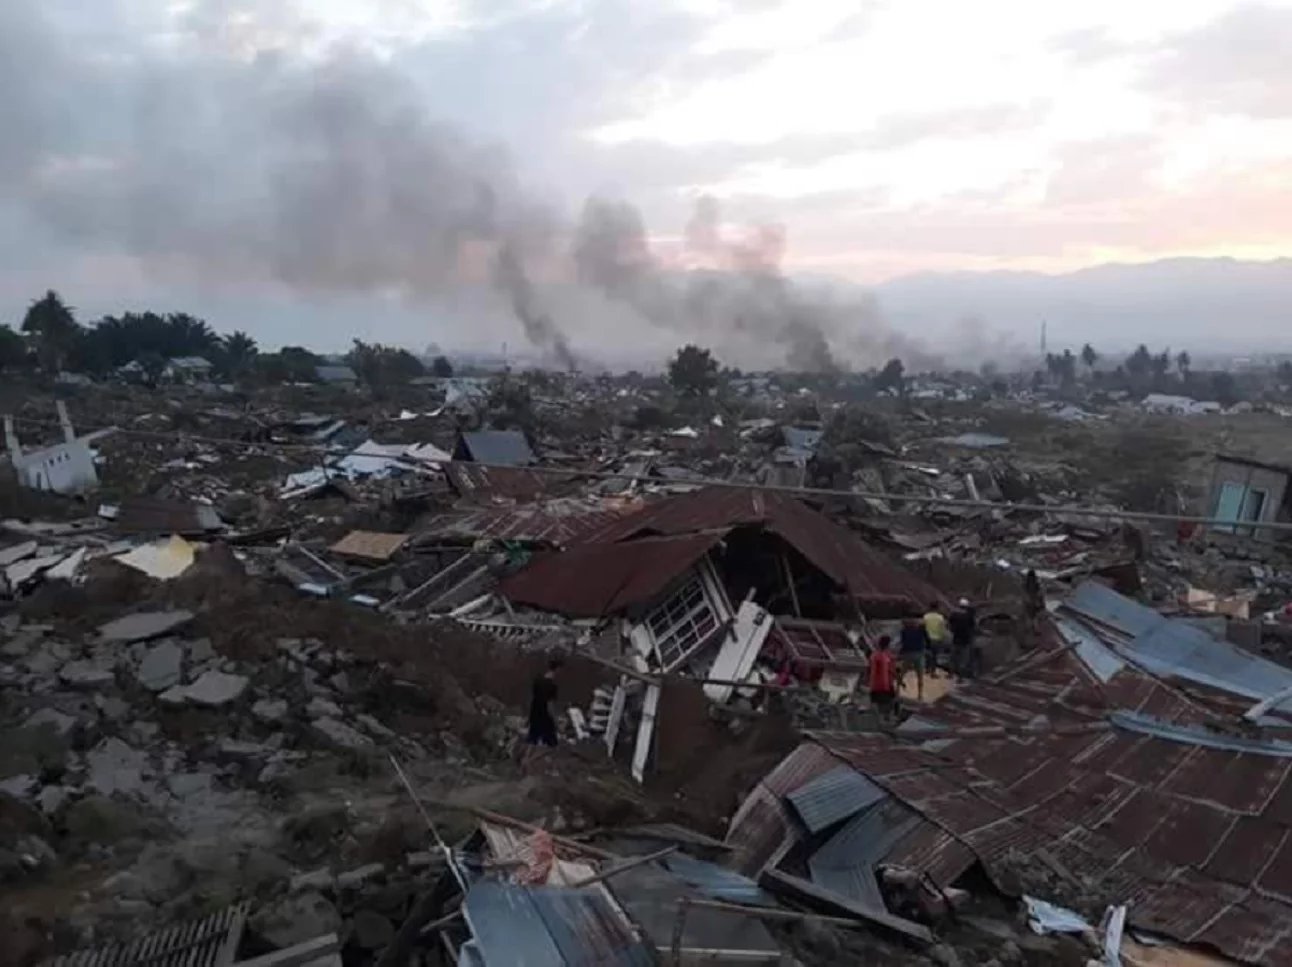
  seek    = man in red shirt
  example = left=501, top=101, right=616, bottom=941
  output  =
left=868, top=635, right=898, bottom=724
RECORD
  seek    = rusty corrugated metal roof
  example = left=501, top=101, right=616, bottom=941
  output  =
left=499, top=532, right=725, bottom=617
left=550, top=487, right=942, bottom=613
left=444, top=463, right=549, bottom=500
left=415, top=505, right=628, bottom=547
left=739, top=628, right=1292, bottom=964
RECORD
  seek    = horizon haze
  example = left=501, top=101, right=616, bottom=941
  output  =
left=2, top=0, right=1290, bottom=367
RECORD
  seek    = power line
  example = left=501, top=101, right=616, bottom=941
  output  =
left=6, top=412, right=1283, bottom=534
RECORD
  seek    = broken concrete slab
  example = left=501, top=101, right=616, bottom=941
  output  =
left=0, top=775, right=36, bottom=799
left=356, top=714, right=394, bottom=740
left=37, top=785, right=72, bottom=815
left=23, top=708, right=78, bottom=738
left=217, top=740, right=274, bottom=762
left=25, top=642, right=69, bottom=677
left=58, top=661, right=116, bottom=690
left=86, top=738, right=149, bottom=798
left=98, top=610, right=195, bottom=644
left=162, top=670, right=249, bottom=708
left=166, top=772, right=214, bottom=800
left=306, top=696, right=342, bottom=719
left=94, top=694, right=130, bottom=721
left=311, top=718, right=373, bottom=752
left=185, top=638, right=215, bottom=664
left=2, top=628, right=47, bottom=658
left=136, top=640, right=184, bottom=692
left=252, top=699, right=289, bottom=725
left=0, top=541, right=38, bottom=568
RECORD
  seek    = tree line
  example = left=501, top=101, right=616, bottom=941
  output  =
left=0, top=291, right=454, bottom=387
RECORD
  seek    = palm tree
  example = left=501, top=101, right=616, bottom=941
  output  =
left=21, top=290, right=79, bottom=373
left=221, top=331, right=258, bottom=375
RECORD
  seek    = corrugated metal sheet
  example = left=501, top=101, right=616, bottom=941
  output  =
left=462, top=882, right=653, bottom=967
left=608, top=862, right=781, bottom=960
left=741, top=635, right=1292, bottom=964
left=456, top=430, right=536, bottom=466
left=660, top=853, right=773, bottom=905
left=445, top=463, right=549, bottom=500
left=573, top=488, right=942, bottom=611
left=42, top=904, right=246, bottom=967
left=498, top=532, right=724, bottom=617
left=416, top=505, right=631, bottom=548
left=807, top=796, right=922, bottom=910
left=1112, top=709, right=1292, bottom=756
left=785, top=767, right=886, bottom=832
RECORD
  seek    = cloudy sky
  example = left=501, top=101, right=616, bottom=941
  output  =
left=2, top=0, right=1291, bottom=360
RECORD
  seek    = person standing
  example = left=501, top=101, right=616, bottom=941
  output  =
left=899, top=615, right=930, bottom=702
left=948, top=598, right=978, bottom=679
left=922, top=601, right=949, bottom=674
left=868, top=635, right=898, bottom=724
left=527, top=658, right=563, bottom=751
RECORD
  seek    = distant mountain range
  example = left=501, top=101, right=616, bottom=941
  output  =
left=869, top=258, right=1292, bottom=355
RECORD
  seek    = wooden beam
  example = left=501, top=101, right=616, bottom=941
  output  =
left=566, top=846, right=677, bottom=889
left=422, top=800, right=619, bottom=862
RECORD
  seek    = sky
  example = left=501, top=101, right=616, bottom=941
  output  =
left=1, top=0, right=1291, bottom=362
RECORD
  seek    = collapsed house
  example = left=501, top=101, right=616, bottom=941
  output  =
left=499, top=486, right=943, bottom=668
left=727, top=580, right=1292, bottom=965
left=488, top=488, right=945, bottom=778
left=1208, top=453, right=1292, bottom=542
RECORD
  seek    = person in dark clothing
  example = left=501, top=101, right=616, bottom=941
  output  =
left=948, top=598, right=978, bottom=679
left=1023, top=569, right=1043, bottom=618
left=898, top=616, right=930, bottom=701
left=527, top=658, right=563, bottom=748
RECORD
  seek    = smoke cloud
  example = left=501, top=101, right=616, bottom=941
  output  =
left=0, top=0, right=939, bottom=372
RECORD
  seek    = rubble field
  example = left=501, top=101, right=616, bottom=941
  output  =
left=3, top=373, right=1291, bottom=967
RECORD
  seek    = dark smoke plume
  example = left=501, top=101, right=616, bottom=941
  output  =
left=496, top=241, right=577, bottom=370
left=0, top=0, right=938, bottom=372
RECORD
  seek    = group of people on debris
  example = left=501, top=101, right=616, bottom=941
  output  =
left=524, top=597, right=984, bottom=751
left=868, top=597, right=979, bottom=723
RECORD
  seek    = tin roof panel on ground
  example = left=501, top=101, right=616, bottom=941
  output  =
left=444, top=462, right=549, bottom=500
left=463, top=881, right=653, bottom=967
left=456, top=430, right=536, bottom=466
left=609, top=863, right=781, bottom=962
left=660, top=853, right=774, bottom=906
left=417, top=505, right=626, bottom=546
left=785, top=766, right=886, bottom=832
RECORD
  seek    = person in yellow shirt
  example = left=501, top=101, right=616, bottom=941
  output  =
left=923, top=602, right=948, bottom=675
